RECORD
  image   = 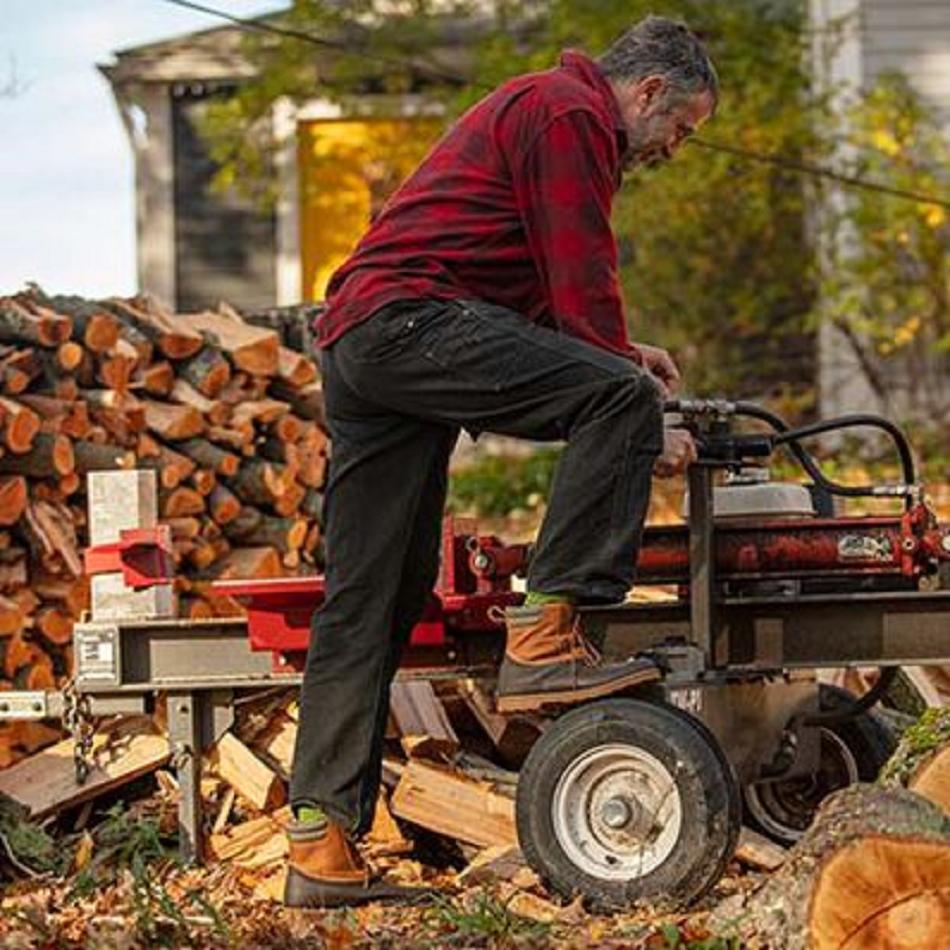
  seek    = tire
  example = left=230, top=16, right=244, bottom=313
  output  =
left=515, top=698, right=741, bottom=910
left=743, top=683, right=897, bottom=846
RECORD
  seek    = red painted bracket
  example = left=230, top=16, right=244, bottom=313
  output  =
left=83, top=525, right=174, bottom=589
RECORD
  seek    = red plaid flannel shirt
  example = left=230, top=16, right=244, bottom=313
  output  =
left=316, top=50, right=642, bottom=364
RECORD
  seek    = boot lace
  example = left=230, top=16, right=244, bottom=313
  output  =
left=569, top=616, right=602, bottom=667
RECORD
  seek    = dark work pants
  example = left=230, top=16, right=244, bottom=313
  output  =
left=289, top=298, right=663, bottom=833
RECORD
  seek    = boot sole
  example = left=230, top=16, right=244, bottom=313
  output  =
left=495, top=666, right=660, bottom=713
left=284, top=867, right=438, bottom=909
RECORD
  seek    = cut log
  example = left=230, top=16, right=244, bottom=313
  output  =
left=390, top=760, right=517, bottom=849
left=268, top=380, right=325, bottom=425
left=719, top=784, right=950, bottom=949
left=227, top=459, right=288, bottom=506
left=736, top=826, right=787, bottom=871
left=222, top=506, right=264, bottom=541
left=0, top=599, right=26, bottom=638
left=230, top=399, right=291, bottom=431
left=0, top=348, right=41, bottom=394
left=0, top=298, right=71, bottom=347
left=207, top=732, right=286, bottom=811
left=271, top=481, right=306, bottom=518
left=136, top=360, right=176, bottom=396
left=27, top=293, right=119, bottom=352
left=104, top=298, right=203, bottom=359
left=160, top=486, right=206, bottom=518
left=0, top=432, right=73, bottom=478
left=190, top=468, right=216, bottom=496
left=22, top=500, right=82, bottom=576
left=0, top=547, right=27, bottom=589
left=177, top=346, right=231, bottom=398
left=170, top=379, right=229, bottom=424
left=183, top=311, right=280, bottom=376
left=212, top=547, right=283, bottom=580
left=910, top=743, right=950, bottom=814
left=56, top=341, right=85, bottom=372
left=35, top=606, right=74, bottom=646
left=276, top=346, right=318, bottom=388
left=142, top=399, right=204, bottom=441
left=72, top=439, right=135, bottom=474
left=31, top=571, right=89, bottom=616
left=0, top=397, right=40, bottom=453
left=208, top=484, right=241, bottom=525
left=96, top=352, right=136, bottom=393
left=139, top=443, right=197, bottom=490
left=0, top=715, right=169, bottom=817
left=19, top=395, right=90, bottom=439
left=389, top=680, right=459, bottom=760
left=177, top=437, right=239, bottom=476
left=224, top=514, right=307, bottom=553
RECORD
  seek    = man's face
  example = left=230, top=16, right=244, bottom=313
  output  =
left=614, top=76, right=715, bottom=170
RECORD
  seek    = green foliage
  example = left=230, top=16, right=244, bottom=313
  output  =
left=448, top=448, right=561, bottom=517
left=816, top=73, right=950, bottom=427
left=66, top=803, right=231, bottom=946
left=879, top=707, right=950, bottom=787
left=426, top=890, right=553, bottom=943
left=0, top=797, right=67, bottom=876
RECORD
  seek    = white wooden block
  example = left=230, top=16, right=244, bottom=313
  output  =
left=91, top=574, right=175, bottom=622
left=87, top=470, right=158, bottom=546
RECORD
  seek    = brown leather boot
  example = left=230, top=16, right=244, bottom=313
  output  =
left=495, top=602, right=660, bottom=713
left=284, top=817, right=434, bottom=908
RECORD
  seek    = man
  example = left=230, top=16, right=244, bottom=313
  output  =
left=285, top=15, right=717, bottom=908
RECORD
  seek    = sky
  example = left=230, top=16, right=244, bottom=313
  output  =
left=0, top=0, right=277, bottom=297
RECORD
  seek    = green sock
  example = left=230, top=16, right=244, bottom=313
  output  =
left=294, top=804, right=327, bottom=827
left=524, top=590, right=574, bottom=608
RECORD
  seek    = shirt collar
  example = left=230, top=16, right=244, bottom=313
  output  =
left=559, top=50, right=628, bottom=145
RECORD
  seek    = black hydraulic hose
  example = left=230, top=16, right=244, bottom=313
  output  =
left=773, top=414, right=916, bottom=486
left=666, top=401, right=917, bottom=507
left=801, top=667, right=898, bottom=726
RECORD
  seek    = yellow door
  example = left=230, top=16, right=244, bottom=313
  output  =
left=298, top=118, right=443, bottom=302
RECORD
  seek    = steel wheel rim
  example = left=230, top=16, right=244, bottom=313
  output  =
left=551, top=742, right=683, bottom=880
left=744, top=727, right=860, bottom=842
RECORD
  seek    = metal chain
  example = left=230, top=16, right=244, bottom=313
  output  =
left=62, top=677, right=95, bottom=785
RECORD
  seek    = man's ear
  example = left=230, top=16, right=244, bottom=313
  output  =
left=636, top=75, right=668, bottom=112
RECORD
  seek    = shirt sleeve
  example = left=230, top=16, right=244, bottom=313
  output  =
left=512, top=109, right=642, bottom=364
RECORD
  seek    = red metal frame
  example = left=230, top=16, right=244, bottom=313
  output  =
left=83, top=525, right=174, bottom=589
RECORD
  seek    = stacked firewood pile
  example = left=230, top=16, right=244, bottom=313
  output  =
left=0, top=288, right=327, bottom=767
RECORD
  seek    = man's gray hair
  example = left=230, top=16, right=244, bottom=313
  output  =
left=597, top=15, right=718, bottom=102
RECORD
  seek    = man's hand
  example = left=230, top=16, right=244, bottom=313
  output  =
left=654, top=427, right=697, bottom=478
left=638, top=344, right=681, bottom=397
left=637, top=343, right=680, bottom=399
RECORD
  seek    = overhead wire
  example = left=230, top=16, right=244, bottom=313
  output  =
left=160, top=0, right=950, bottom=209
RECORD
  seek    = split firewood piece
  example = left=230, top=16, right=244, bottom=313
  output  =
left=27, top=293, right=120, bottom=353
left=31, top=571, right=89, bottom=617
left=160, top=486, right=206, bottom=518
left=22, top=500, right=83, bottom=576
left=14, top=657, right=56, bottom=691
left=136, top=360, right=176, bottom=396
left=277, top=346, right=318, bottom=388
left=208, top=484, right=241, bottom=525
left=183, top=311, right=280, bottom=376
left=206, top=424, right=254, bottom=453
left=909, top=743, right=950, bottom=813
left=719, top=785, right=950, bottom=949
left=211, top=547, right=283, bottom=580
left=365, top=790, right=413, bottom=857
left=0, top=547, right=27, bottom=590
left=391, top=760, right=517, bottom=849
left=190, top=468, right=216, bottom=497
left=177, top=437, right=240, bottom=477
left=0, top=348, right=41, bottom=394
left=736, top=826, right=787, bottom=871
left=177, top=346, right=232, bottom=398
left=138, top=443, right=197, bottom=490
left=458, top=678, right=542, bottom=766
left=269, top=380, right=325, bottom=425
left=230, top=399, right=291, bottom=431
left=248, top=711, right=296, bottom=778
left=222, top=506, right=263, bottom=542
left=96, top=351, right=137, bottom=393
left=389, top=680, right=460, bottom=760
left=0, top=298, right=71, bottom=347
left=142, top=399, right=204, bottom=441
left=105, top=298, right=204, bottom=359
left=0, top=715, right=170, bottom=818
left=19, top=394, right=90, bottom=439
left=0, top=476, right=27, bottom=526
left=170, top=380, right=230, bottom=425
left=221, top=514, right=306, bottom=553
left=0, top=598, right=26, bottom=638
left=227, top=459, right=291, bottom=506
left=208, top=806, right=292, bottom=869
left=166, top=517, right=202, bottom=540
left=14, top=721, right=63, bottom=756
left=271, top=481, right=306, bottom=518
left=0, top=397, right=40, bottom=453
left=207, top=732, right=286, bottom=811
left=35, top=606, right=74, bottom=646
left=456, top=844, right=532, bottom=888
